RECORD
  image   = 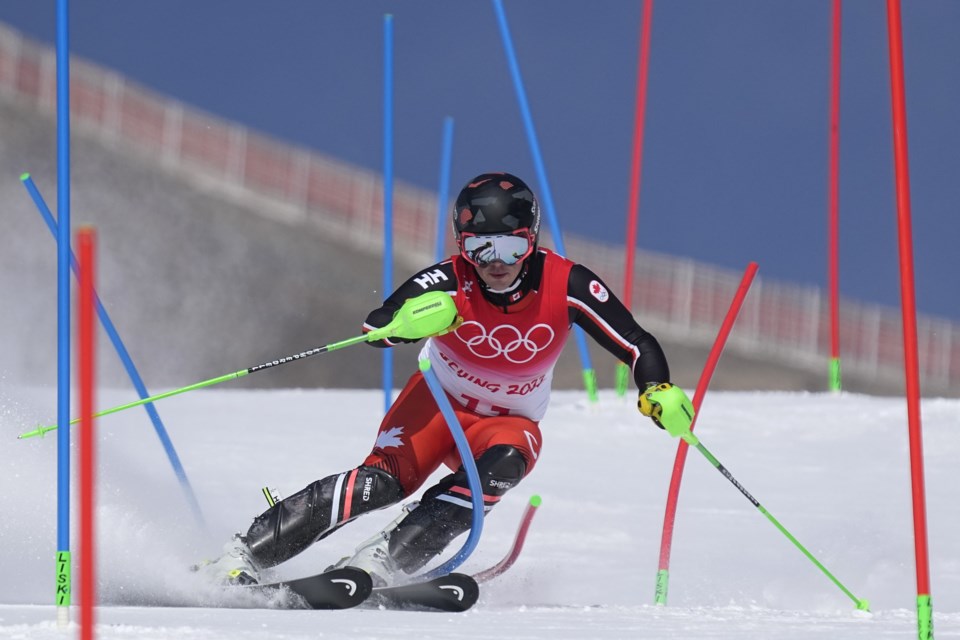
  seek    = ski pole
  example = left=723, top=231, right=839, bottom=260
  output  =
left=676, top=430, right=870, bottom=611
left=18, top=291, right=459, bottom=440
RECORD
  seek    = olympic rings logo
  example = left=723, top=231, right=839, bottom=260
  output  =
left=454, top=321, right=556, bottom=364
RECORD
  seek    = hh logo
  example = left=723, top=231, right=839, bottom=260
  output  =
left=414, top=269, right=449, bottom=289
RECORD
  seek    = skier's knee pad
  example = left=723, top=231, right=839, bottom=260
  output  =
left=472, top=444, right=528, bottom=497
left=387, top=446, right=528, bottom=573
left=245, top=466, right=402, bottom=567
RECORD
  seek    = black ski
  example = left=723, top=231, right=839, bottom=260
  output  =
left=255, top=567, right=373, bottom=610
left=365, top=573, right=479, bottom=612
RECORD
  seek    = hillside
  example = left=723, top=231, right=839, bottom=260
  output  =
left=0, top=93, right=900, bottom=395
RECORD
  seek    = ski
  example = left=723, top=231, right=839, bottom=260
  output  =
left=241, top=489, right=527, bottom=612
left=365, top=573, right=479, bottom=612
left=254, top=566, right=373, bottom=610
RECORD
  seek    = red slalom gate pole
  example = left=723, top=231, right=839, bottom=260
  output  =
left=473, top=495, right=542, bottom=583
left=827, top=0, right=843, bottom=392
left=884, top=2, right=934, bottom=638
left=616, top=0, right=654, bottom=397
left=653, top=262, right=758, bottom=605
left=78, top=227, right=97, bottom=640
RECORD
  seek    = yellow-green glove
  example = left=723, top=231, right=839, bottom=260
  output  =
left=638, top=383, right=695, bottom=438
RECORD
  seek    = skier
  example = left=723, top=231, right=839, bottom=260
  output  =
left=202, top=171, right=694, bottom=587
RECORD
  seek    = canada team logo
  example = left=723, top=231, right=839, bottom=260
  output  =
left=589, top=280, right=609, bottom=303
left=455, top=321, right=555, bottom=364
left=375, top=426, right=405, bottom=450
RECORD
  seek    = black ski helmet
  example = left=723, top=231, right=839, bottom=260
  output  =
left=452, top=172, right=541, bottom=251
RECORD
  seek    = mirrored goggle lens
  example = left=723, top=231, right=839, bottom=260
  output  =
left=461, top=233, right=532, bottom=266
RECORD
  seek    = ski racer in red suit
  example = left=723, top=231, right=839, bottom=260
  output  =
left=205, top=172, right=694, bottom=587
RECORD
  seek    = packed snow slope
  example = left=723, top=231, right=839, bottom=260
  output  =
left=0, top=385, right=958, bottom=639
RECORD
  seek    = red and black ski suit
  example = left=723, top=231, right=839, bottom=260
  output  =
left=243, top=248, right=670, bottom=576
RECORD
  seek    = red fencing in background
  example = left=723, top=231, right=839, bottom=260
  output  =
left=1, top=23, right=956, bottom=394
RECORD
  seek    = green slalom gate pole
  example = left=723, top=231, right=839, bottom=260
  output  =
left=917, top=594, right=933, bottom=639
left=675, top=429, right=870, bottom=611
left=19, top=291, right=459, bottom=440
left=615, top=362, right=631, bottom=397
left=829, top=357, right=842, bottom=393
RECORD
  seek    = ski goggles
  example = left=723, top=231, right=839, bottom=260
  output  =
left=459, top=229, right=534, bottom=267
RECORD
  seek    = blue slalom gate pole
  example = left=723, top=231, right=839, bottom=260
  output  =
left=491, top=0, right=597, bottom=402
left=21, top=175, right=207, bottom=530
left=434, top=117, right=455, bottom=263
left=381, top=14, right=394, bottom=414
left=417, top=358, right=483, bottom=578
left=55, top=0, right=71, bottom=623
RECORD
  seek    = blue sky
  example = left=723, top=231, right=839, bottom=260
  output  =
left=2, top=1, right=958, bottom=320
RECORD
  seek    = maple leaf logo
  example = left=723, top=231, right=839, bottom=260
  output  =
left=375, top=426, right=405, bottom=450
left=589, top=280, right=609, bottom=302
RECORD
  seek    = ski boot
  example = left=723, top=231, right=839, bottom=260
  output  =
left=330, top=501, right=419, bottom=587
left=193, top=533, right=262, bottom=586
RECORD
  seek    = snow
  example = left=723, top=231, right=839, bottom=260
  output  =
left=1, top=384, right=958, bottom=639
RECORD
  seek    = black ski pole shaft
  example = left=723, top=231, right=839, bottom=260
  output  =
left=18, top=290, right=459, bottom=440
left=18, top=334, right=369, bottom=439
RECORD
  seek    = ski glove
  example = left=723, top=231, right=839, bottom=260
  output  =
left=638, top=383, right=695, bottom=438
left=385, top=314, right=463, bottom=344
left=370, top=291, right=462, bottom=344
